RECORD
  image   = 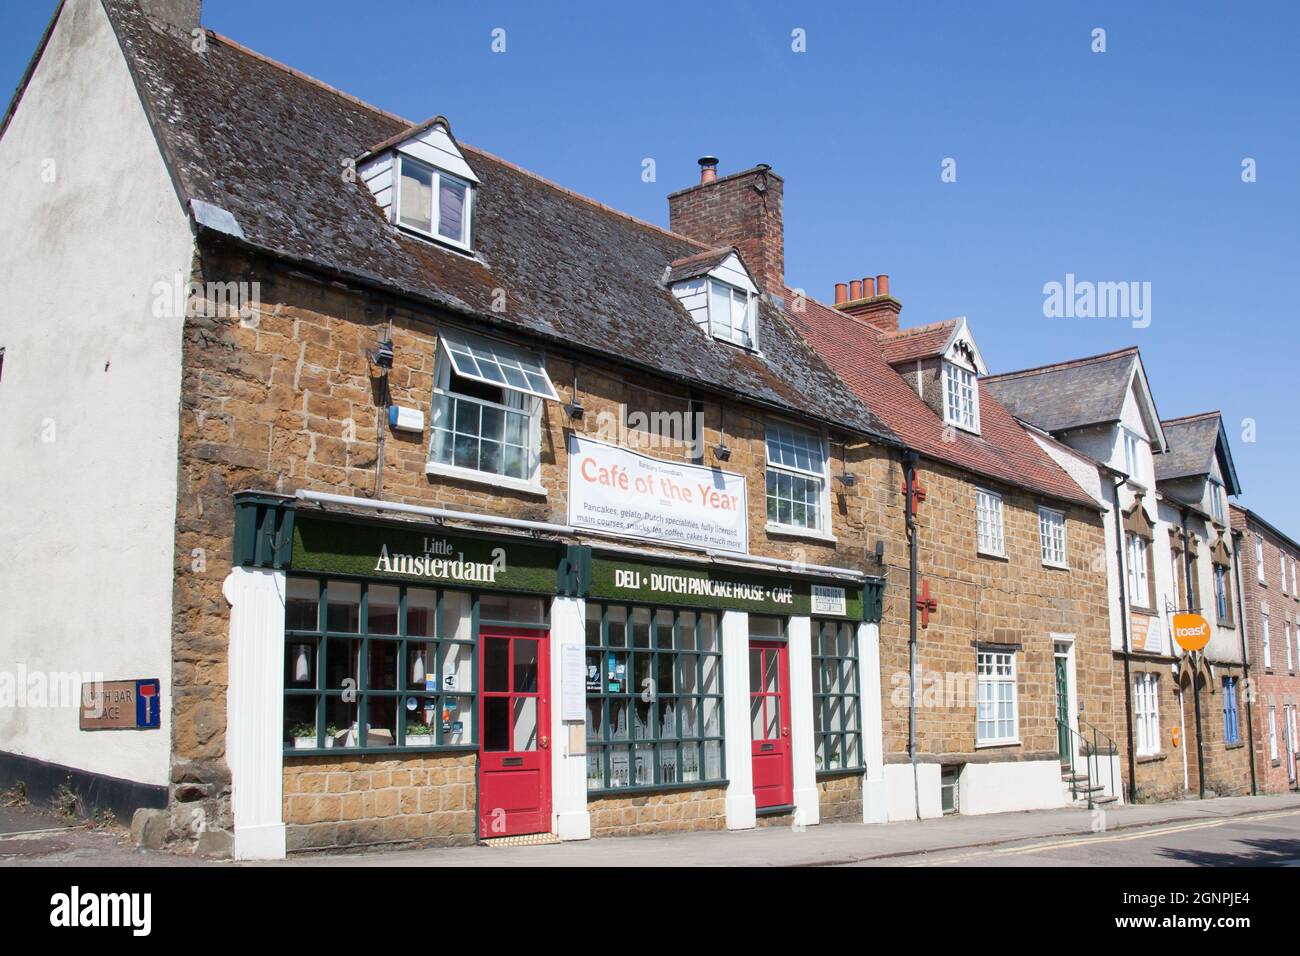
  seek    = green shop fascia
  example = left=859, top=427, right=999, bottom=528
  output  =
left=233, top=492, right=885, bottom=619
left=232, top=492, right=885, bottom=753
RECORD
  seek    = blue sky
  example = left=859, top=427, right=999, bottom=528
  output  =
left=4, top=1, right=1297, bottom=533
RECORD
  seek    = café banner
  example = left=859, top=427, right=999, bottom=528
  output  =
left=567, top=435, right=748, bottom=554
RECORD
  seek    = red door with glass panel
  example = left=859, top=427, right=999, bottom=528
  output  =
left=750, top=640, right=793, bottom=809
left=478, top=628, right=550, bottom=838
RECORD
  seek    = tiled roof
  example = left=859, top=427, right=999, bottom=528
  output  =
left=664, top=247, right=738, bottom=284
left=878, top=319, right=958, bottom=366
left=789, top=296, right=1099, bottom=509
left=97, top=0, right=894, bottom=443
left=1155, top=413, right=1223, bottom=482
left=982, top=348, right=1139, bottom=434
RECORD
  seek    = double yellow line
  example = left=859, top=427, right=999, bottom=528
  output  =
left=905, top=808, right=1300, bottom=866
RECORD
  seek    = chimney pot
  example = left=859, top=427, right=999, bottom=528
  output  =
left=834, top=283, right=848, bottom=305
left=669, top=161, right=785, bottom=294
left=833, top=273, right=901, bottom=331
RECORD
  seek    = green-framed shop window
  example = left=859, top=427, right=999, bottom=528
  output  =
left=812, top=618, right=864, bottom=773
left=583, top=602, right=726, bottom=793
left=281, top=576, right=544, bottom=754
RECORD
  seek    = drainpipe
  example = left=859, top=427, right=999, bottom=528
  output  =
left=1182, top=507, right=1206, bottom=798
left=1231, top=528, right=1258, bottom=795
left=904, top=450, right=921, bottom=820
left=371, top=312, right=395, bottom=498
left=1110, top=472, right=1138, bottom=804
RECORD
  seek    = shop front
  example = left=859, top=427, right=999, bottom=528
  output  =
left=224, top=493, right=885, bottom=859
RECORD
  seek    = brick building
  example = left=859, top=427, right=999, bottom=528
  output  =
left=1231, top=505, right=1300, bottom=793
left=988, top=354, right=1250, bottom=802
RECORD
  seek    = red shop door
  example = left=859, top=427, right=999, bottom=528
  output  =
left=478, top=628, right=551, bottom=838
left=750, top=640, right=793, bottom=809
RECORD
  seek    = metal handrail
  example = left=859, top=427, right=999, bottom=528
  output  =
left=1078, top=718, right=1120, bottom=801
left=1056, top=717, right=1093, bottom=809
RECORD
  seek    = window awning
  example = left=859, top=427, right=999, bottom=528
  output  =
left=440, top=330, right=559, bottom=401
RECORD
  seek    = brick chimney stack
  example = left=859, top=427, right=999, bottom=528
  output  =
left=668, top=159, right=785, bottom=296
left=139, top=0, right=202, bottom=34
left=833, top=273, right=901, bottom=332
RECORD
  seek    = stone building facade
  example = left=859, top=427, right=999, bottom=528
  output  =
left=1232, top=505, right=1300, bottom=794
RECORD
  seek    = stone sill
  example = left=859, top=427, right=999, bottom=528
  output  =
left=424, top=461, right=548, bottom=497
left=1137, top=752, right=1167, bottom=764
left=765, top=523, right=837, bottom=545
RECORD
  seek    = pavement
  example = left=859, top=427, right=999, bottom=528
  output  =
left=3, top=791, right=1299, bottom=866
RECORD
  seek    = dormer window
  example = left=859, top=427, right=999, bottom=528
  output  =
left=397, top=155, right=473, bottom=250
left=359, top=116, right=480, bottom=253
left=707, top=280, right=755, bottom=349
left=942, top=361, right=979, bottom=433
left=1122, top=428, right=1145, bottom=484
left=668, top=249, right=761, bottom=351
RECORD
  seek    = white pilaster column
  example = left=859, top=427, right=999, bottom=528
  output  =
left=550, top=595, right=591, bottom=841
left=721, top=609, right=756, bottom=830
left=224, top=567, right=287, bottom=861
left=787, top=615, right=820, bottom=826
left=858, top=621, right=888, bottom=823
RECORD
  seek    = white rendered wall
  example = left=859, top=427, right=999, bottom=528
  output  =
left=884, top=762, right=942, bottom=821
left=0, top=0, right=193, bottom=787
left=958, top=760, right=1065, bottom=815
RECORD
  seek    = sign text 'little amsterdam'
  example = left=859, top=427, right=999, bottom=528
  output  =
left=373, top=541, right=506, bottom=584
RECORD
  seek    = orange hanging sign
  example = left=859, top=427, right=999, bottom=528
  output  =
left=1172, top=613, right=1210, bottom=652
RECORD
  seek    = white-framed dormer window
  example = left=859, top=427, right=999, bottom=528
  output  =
left=942, top=361, right=979, bottom=433
left=1209, top=478, right=1225, bottom=524
left=1039, top=506, right=1067, bottom=568
left=1134, top=673, right=1160, bottom=756
left=975, top=488, right=1005, bottom=557
left=976, top=650, right=1018, bottom=745
left=427, top=329, right=557, bottom=490
left=397, top=154, right=474, bottom=251
left=1122, top=428, right=1145, bottom=484
left=706, top=279, right=756, bottom=349
left=765, top=423, right=829, bottom=534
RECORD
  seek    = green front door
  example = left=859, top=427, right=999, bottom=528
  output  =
left=1055, top=654, right=1070, bottom=762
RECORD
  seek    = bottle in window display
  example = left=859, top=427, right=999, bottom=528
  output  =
left=682, top=747, right=700, bottom=782
left=611, top=749, right=630, bottom=787
left=634, top=746, right=652, bottom=786
left=705, top=741, right=722, bottom=779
